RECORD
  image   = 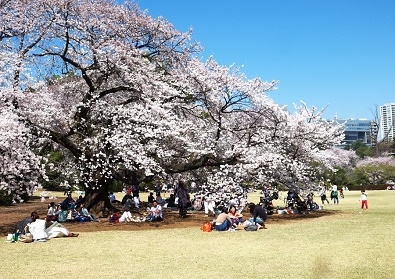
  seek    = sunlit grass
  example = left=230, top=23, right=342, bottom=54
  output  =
left=3, top=190, right=395, bottom=279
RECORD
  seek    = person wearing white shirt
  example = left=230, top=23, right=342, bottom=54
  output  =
left=147, top=201, right=163, bottom=221
left=360, top=190, right=368, bottom=210
left=46, top=202, right=59, bottom=222
left=28, top=211, right=48, bottom=242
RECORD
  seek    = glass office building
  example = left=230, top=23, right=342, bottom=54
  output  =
left=336, top=118, right=377, bottom=147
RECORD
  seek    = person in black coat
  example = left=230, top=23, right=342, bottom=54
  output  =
left=121, top=190, right=133, bottom=205
left=248, top=203, right=267, bottom=228
left=165, top=194, right=176, bottom=208
left=147, top=192, right=155, bottom=203
left=176, top=181, right=189, bottom=218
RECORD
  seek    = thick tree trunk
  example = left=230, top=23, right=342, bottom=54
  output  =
left=84, top=181, right=113, bottom=217
left=83, top=171, right=140, bottom=216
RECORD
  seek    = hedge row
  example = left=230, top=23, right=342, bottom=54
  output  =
left=346, top=184, right=393, bottom=191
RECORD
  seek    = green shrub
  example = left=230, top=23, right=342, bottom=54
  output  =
left=0, top=190, right=13, bottom=206
left=109, top=180, right=124, bottom=192
left=347, top=184, right=392, bottom=191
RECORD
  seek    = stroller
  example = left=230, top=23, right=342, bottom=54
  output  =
left=258, top=196, right=275, bottom=215
left=286, top=190, right=308, bottom=214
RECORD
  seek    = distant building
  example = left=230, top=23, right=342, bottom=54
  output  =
left=379, top=103, right=395, bottom=143
left=336, top=118, right=377, bottom=147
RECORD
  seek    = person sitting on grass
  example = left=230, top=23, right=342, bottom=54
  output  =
left=148, top=192, right=155, bottom=203
left=121, top=190, right=133, bottom=205
left=108, top=192, right=120, bottom=204
left=119, top=198, right=133, bottom=222
left=74, top=195, right=84, bottom=209
left=60, top=193, right=75, bottom=210
left=28, top=211, right=48, bottom=242
left=76, top=203, right=97, bottom=222
left=165, top=193, right=176, bottom=208
left=228, top=205, right=243, bottom=226
left=147, top=200, right=163, bottom=222
left=46, top=202, right=59, bottom=222
left=156, top=194, right=166, bottom=206
left=57, top=205, right=69, bottom=223
left=214, top=209, right=233, bottom=231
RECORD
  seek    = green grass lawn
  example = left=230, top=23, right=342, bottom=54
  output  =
left=2, top=190, right=395, bottom=279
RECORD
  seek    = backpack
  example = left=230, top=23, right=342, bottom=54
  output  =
left=201, top=222, right=213, bottom=232
left=244, top=224, right=258, bottom=231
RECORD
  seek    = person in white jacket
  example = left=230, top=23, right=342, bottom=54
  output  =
left=28, top=212, right=48, bottom=242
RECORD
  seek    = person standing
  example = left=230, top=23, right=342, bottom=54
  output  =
left=176, top=181, right=189, bottom=218
left=154, top=182, right=162, bottom=197
left=319, top=186, right=330, bottom=205
left=331, top=189, right=339, bottom=205
left=360, top=190, right=368, bottom=210
left=203, top=193, right=216, bottom=217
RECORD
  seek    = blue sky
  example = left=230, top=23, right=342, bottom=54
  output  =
left=127, top=0, right=395, bottom=120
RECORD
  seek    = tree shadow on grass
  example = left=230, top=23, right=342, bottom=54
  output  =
left=0, top=197, right=339, bottom=235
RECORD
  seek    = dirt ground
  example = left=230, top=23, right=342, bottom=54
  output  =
left=0, top=196, right=334, bottom=236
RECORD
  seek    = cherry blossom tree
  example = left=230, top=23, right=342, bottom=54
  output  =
left=353, top=155, right=395, bottom=185
left=0, top=0, right=345, bottom=211
left=0, top=98, right=45, bottom=203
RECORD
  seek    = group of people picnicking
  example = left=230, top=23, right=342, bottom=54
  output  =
left=46, top=193, right=97, bottom=223
left=108, top=180, right=268, bottom=231
left=213, top=203, right=268, bottom=231
left=15, top=181, right=340, bottom=242
left=107, top=180, right=270, bottom=231
left=11, top=180, right=373, bottom=244
left=10, top=191, right=100, bottom=243
left=109, top=181, right=191, bottom=223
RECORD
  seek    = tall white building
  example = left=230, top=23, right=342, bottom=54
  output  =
left=379, top=103, right=395, bottom=143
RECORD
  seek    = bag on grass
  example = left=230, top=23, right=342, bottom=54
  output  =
left=201, top=222, right=213, bottom=232
left=244, top=224, right=258, bottom=231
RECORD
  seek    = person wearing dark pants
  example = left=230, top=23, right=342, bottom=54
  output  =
left=176, top=181, right=189, bottom=218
